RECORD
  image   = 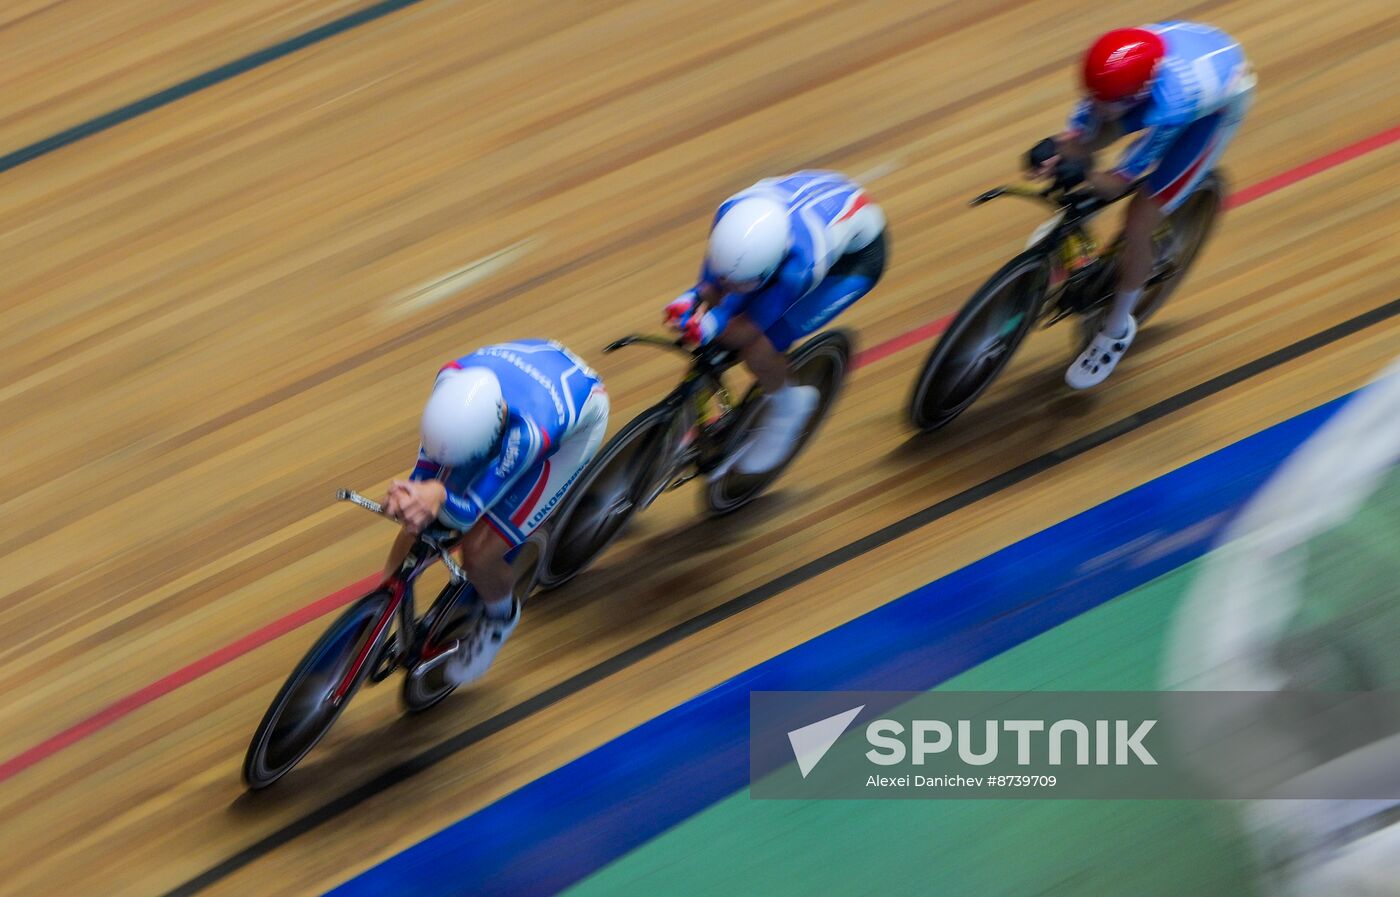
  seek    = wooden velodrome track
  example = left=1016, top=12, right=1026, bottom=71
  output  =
left=0, top=0, right=1396, bottom=893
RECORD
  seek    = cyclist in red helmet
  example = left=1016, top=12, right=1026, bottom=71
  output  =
left=1028, top=22, right=1255, bottom=388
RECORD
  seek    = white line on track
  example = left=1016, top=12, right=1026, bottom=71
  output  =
left=382, top=238, right=534, bottom=318
left=853, top=157, right=904, bottom=183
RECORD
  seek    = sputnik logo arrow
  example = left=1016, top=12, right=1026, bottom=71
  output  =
left=787, top=705, right=864, bottom=778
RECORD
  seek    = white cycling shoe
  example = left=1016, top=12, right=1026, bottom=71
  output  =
left=733, top=384, right=820, bottom=475
left=1066, top=315, right=1138, bottom=390
left=444, top=599, right=521, bottom=687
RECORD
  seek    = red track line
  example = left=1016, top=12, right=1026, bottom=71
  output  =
left=2, top=123, right=1395, bottom=785
left=0, top=573, right=379, bottom=783
left=1225, top=124, right=1400, bottom=209
left=852, top=314, right=954, bottom=368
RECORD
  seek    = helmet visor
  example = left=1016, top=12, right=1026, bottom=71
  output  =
left=715, top=269, right=775, bottom=294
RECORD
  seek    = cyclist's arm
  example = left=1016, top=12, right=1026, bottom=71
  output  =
left=704, top=287, right=753, bottom=335
left=690, top=261, right=755, bottom=336
left=1083, top=170, right=1134, bottom=201
left=709, top=258, right=807, bottom=336
left=1059, top=100, right=1123, bottom=156
left=438, top=420, right=544, bottom=531
left=1087, top=122, right=1184, bottom=199
left=408, top=447, right=442, bottom=482
left=379, top=447, right=442, bottom=575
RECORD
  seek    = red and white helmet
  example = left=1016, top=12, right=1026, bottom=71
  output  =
left=1082, top=27, right=1166, bottom=102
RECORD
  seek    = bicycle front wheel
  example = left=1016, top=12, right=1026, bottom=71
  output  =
left=243, top=588, right=395, bottom=789
left=908, top=252, right=1047, bottom=432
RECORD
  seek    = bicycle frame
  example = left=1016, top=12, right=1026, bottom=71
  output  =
left=328, top=489, right=465, bottom=705
left=970, top=180, right=1153, bottom=323
left=602, top=335, right=743, bottom=484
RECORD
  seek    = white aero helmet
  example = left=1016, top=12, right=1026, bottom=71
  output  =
left=420, top=366, right=507, bottom=467
left=706, top=196, right=790, bottom=291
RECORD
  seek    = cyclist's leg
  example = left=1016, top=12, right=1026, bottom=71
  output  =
left=1150, top=84, right=1253, bottom=216
left=1116, top=112, right=1228, bottom=335
left=722, top=232, right=885, bottom=474
left=1124, top=86, right=1251, bottom=316
left=447, top=386, right=609, bottom=683
left=763, top=231, right=887, bottom=352
left=479, top=385, right=611, bottom=562
left=1110, top=186, right=1163, bottom=332
left=717, top=313, right=789, bottom=394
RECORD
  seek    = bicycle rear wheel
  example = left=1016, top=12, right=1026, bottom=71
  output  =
left=243, top=589, right=395, bottom=789
left=1135, top=171, right=1225, bottom=323
left=1077, top=171, right=1226, bottom=347
left=533, top=401, right=679, bottom=590
left=400, top=544, right=541, bottom=713
left=704, top=329, right=853, bottom=515
left=908, top=253, right=1047, bottom=432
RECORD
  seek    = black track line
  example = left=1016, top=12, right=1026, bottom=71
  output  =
left=164, top=295, right=1400, bottom=896
left=0, top=0, right=428, bottom=175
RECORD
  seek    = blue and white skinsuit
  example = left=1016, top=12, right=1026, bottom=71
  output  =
left=1068, top=21, right=1255, bottom=211
left=409, top=340, right=609, bottom=548
left=678, top=170, right=887, bottom=349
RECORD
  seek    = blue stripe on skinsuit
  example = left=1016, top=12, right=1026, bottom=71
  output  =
left=765, top=275, right=875, bottom=351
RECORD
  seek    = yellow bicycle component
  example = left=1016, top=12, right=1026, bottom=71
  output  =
left=695, top=387, right=729, bottom=428
left=1060, top=229, right=1099, bottom=272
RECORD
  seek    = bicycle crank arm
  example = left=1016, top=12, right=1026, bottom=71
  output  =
left=407, top=640, right=462, bottom=682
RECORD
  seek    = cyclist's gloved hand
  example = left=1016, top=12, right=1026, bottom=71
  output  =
left=664, top=290, right=699, bottom=326
left=676, top=309, right=719, bottom=347
left=1026, top=137, right=1059, bottom=172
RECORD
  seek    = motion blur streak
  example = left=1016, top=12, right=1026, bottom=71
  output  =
left=0, top=123, right=1394, bottom=788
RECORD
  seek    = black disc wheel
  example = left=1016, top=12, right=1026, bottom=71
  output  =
left=401, top=581, right=476, bottom=713
left=704, top=329, right=853, bottom=516
left=909, top=253, right=1047, bottom=432
left=533, top=402, right=679, bottom=590
left=243, top=589, right=395, bottom=789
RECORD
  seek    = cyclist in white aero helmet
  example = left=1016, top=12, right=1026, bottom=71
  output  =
left=419, top=367, right=507, bottom=467
left=665, top=170, right=887, bottom=475
left=383, top=340, right=608, bottom=687
left=707, top=196, right=791, bottom=290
